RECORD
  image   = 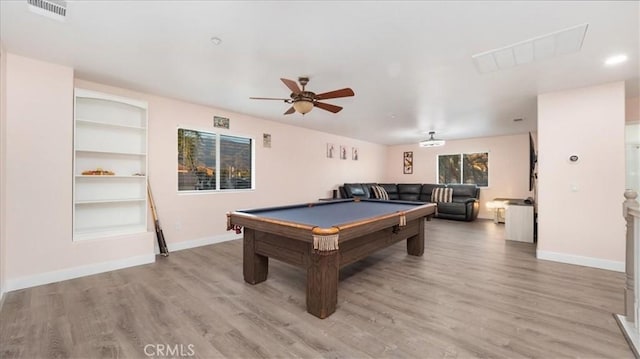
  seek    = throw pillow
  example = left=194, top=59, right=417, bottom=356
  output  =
left=350, top=187, right=365, bottom=196
left=431, top=187, right=453, bottom=203
left=371, top=185, right=389, bottom=200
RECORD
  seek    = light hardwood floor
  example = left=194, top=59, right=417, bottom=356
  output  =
left=0, top=219, right=632, bottom=358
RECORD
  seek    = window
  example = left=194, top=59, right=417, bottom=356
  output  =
left=437, top=152, right=488, bottom=187
left=178, top=128, right=253, bottom=191
left=220, top=135, right=252, bottom=190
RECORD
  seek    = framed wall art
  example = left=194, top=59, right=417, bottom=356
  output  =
left=327, top=143, right=335, bottom=158
left=213, top=116, right=230, bottom=129
left=403, top=151, right=413, bottom=174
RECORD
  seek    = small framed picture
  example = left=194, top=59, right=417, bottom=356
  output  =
left=403, top=151, right=413, bottom=174
left=213, top=116, right=230, bottom=129
left=352, top=147, right=359, bottom=161
left=263, top=133, right=271, bottom=148
left=327, top=143, right=335, bottom=158
left=340, top=145, right=348, bottom=160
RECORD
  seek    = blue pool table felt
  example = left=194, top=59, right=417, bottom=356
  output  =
left=243, top=200, right=422, bottom=228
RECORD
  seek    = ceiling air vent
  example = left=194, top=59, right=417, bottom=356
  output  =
left=472, top=23, right=588, bottom=74
left=27, top=0, right=67, bottom=21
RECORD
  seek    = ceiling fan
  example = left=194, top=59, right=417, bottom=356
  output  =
left=250, top=77, right=355, bottom=115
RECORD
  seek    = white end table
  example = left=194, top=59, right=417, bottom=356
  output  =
left=488, top=198, right=535, bottom=243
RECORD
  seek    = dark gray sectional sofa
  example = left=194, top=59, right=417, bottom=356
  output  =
left=339, top=183, right=480, bottom=221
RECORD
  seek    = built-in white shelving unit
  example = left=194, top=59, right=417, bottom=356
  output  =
left=73, top=88, right=148, bottom=241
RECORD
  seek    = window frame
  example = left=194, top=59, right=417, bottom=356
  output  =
left=177, top=125, right=255, bottom=193
left=436, top=151, right=489, bottom=187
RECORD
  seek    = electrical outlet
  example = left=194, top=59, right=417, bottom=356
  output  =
left=175, top=221, right=182, bottom=231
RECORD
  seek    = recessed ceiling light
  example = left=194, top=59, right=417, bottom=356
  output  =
left=210, top=37, right=222, bottom=46
left=604, top=54, right=628, bottom=66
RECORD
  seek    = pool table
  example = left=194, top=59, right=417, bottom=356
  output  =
left=227, top=199, right=436, bottom=318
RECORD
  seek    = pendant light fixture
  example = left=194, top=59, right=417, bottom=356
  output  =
left=419, top=131, right=446, bottom=147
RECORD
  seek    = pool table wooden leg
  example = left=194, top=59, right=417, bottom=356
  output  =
left=243, top=228, right=268, bottom=284
left=406, top=218, right=426, bottom=256
left=306, top=249, right=339, bottom=319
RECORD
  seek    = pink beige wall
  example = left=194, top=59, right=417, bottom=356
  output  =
left=384, top=134, right=533, bottom=219
left=1, top=52, right=387, bottom=290
left=627, top=96, right=639, bottom=123
left=3, top=54, right=155, bottom=290
left=0, top=49, right=7, bottom=299
left=537, top=81, right=626, bottom=271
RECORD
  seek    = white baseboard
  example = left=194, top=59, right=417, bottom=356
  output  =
left=4, top=234, right=241, bottom=293
left=615, top=314, right=640, bottom=357
left=167, top=232, right=241, bottom=252
left=5, top=254, right=155, bottom=292
left=536, top=249, right=625, bottom=272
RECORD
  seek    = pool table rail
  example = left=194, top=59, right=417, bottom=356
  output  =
left=227, top=201, right=436, bottom=248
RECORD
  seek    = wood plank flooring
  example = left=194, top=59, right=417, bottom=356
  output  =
left=0, top=219, right=633, bottom=358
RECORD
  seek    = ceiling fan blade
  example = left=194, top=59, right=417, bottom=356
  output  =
left=315, top=102, right=343, bottom=113
left=316, top=88, right=355, bottom=100
left=250, top=96, right=290, bottom=101
left=280, top=78, right=302, bottom=94
left=284, top=106, right=295, bottom=115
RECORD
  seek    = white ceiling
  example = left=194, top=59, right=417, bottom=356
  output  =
left=1, top=1, right=638, bottom=145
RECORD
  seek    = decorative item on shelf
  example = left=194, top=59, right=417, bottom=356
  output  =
left=82, top=168, right=115, bottom=175
left=419, top=131, right=446, bottom=147
left=132, top=173, right=145, bottom=176
left=213, top=116, right=230, bottom=129
left=403, top=151, right=413, bottom=174
left=327, top=143, right=335, bottom=158
left=352, top=147, right=359, bottom=161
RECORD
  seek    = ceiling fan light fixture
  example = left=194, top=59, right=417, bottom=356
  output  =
left=293, top=99, right=314, bottom=114
left=250, top=77, right=354, bottom=115
left=419, top=131, right=446, bottom=147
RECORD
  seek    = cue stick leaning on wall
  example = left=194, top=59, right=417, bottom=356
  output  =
left=148, top=181, right=169, bottom=257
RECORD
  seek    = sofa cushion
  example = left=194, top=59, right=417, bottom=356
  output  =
left=370, top=185, right=389, bottom=200
left=378, top=184, right=399, bottom=200
left=343, top=183, right=369, bottom=198
left=420, top=183, right=446, bottom=202
left=432, top=187, right=453, bottom=203
left=398, top=183, right=422, bottom=201
left=448, top=184, right=478, bottom=198
left=436, top=201, right=467, bottom=215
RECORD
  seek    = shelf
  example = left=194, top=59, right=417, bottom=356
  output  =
left=74, top=224, right=148, bottom=241
left=75, top=198, right=146, bottom=205
left=76, top=118, right=146, bottom=130
left=76, top=149, right=146, bottom=156
left=75, top=175, right=146, bottom=179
